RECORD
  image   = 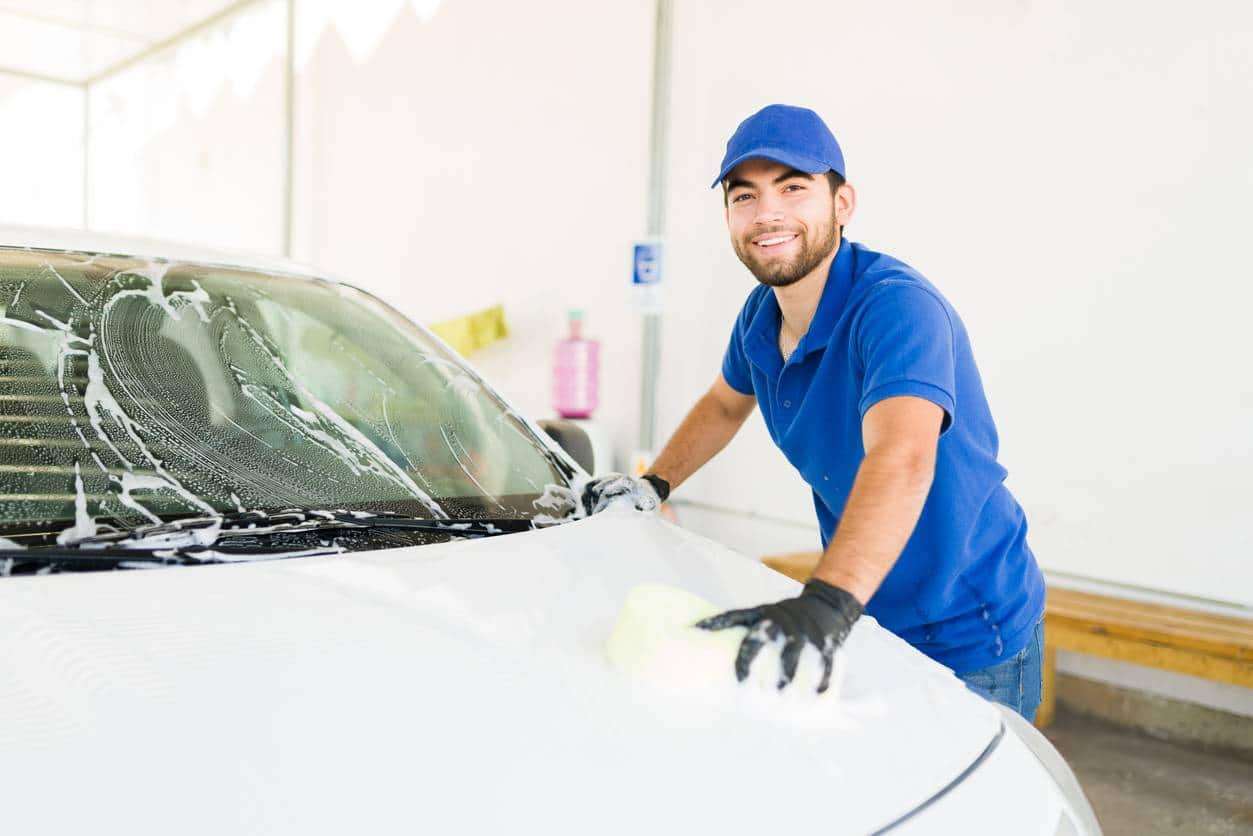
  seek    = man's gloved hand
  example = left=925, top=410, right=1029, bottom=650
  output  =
left=695, top=578, right=864, bottom=692
left=580, top=473, right=670, bottom=516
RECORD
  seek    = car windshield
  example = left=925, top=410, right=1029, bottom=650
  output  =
left=0, top=246, right=575, bottom=551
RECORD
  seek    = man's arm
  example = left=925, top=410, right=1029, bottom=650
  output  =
left=696, top=393, right=945, bottom=690
left=811, top=394, right=945, bottom=603
left=646, top=375, right=756, bottom=492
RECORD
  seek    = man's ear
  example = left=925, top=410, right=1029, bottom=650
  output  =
left=835, top=182, right=857, bottom=227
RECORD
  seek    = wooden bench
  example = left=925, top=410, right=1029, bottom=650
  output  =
left=1037, top=586, right=1253, bottom=726
left=761, top=552, right=1253, bottom=728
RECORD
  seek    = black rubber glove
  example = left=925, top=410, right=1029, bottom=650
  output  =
left=580, top=473, right=669, bottom=516
left=695, top=578, right=864, bottom=692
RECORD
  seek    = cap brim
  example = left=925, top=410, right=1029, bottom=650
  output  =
left=710, top=147, right=832, bottom=189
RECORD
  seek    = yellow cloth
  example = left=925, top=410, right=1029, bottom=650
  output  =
left=428, top=304, right=508, bottom=356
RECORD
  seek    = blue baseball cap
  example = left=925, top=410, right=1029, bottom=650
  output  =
left=711, top=104, right=845, bottom=189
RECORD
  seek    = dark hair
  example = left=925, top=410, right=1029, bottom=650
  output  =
left=826, top=171, right=846, bottom=236
left=721, top=169, right=847, bottom=208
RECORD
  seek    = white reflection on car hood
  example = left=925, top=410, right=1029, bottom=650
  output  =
left=0, top=509, right=1001, bottom=834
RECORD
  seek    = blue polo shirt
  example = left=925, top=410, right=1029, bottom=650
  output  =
left=722, top=238, right=1045, bottom=673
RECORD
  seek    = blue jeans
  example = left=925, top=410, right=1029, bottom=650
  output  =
left=956, top=618, right=1044, bottom=722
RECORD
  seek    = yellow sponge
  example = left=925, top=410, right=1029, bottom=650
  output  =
left=606, top=583, right=840, bottom=696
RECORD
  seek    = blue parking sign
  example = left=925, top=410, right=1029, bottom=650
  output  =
left=632, top=242, right=662, bottom=285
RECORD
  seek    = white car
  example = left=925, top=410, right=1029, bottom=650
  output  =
left=0, top=228, right=1099, bottom=835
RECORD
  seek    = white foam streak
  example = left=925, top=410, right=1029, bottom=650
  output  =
left=56, top=463, right=98, bottom=545
left=439, top=424, right=505, bottom=511
left=44, top=263, right=87, bottom=305
left=113, top=473, right=170, bottom=526
left=0, top=315, right=52, bottom=335
left=228, top=311, right=446, bottom=517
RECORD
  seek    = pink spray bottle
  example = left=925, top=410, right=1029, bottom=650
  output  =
left=552, top=309, right=600, bottom=419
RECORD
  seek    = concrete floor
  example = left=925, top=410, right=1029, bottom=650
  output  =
left=1043, top=709, right=1253, bottom=835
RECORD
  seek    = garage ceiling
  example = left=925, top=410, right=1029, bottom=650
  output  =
left=0, top=0, right=252, bottom=85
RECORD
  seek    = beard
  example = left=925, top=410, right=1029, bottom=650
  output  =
left=731, top=213, right=839, bottom=288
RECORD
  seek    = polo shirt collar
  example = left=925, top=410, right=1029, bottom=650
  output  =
left=741, top=236, right=856, bottom=374
left=793, top=236, right=855, bottom=361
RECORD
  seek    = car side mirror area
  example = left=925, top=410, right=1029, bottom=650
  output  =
left=537, top=419, right=594, bottom=474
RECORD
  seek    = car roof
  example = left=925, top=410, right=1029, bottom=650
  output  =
left=0, top=223, right=331, bottom=282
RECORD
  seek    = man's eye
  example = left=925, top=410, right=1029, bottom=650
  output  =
left=784, top=183, right=805, bottom=192
left=731, top=193, right=753, bottom=203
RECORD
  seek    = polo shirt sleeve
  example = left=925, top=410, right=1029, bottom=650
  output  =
left=720, top=322, right=754, bottom=395
left=720, top=293, right=758, bottom=395
left=855, top=282, right=956, bottom=435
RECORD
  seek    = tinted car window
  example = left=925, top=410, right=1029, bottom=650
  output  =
left=0, top=247, right=572, bottom=546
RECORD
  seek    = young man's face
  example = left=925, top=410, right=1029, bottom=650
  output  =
left=724, top=158, right=853, bottom=288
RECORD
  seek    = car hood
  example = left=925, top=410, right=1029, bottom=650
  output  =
left=0, top=510, right=1001, bottom=834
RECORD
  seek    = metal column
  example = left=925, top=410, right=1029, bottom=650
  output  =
left=638, top=0, right=673, bottom=455
left=282, top=0, right=296, bottom=257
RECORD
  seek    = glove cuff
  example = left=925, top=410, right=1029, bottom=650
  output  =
left=640, top=473, right=671, bottom=502
left=802, top=577, right=864, bottom=619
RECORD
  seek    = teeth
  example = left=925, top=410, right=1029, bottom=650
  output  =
left=757, top=235, right=796, bottom=246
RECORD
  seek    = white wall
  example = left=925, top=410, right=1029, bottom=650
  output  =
left=38, top=0, right=1251, bottom=610
left=656, top=0, right=1253, bottom=609
left=86, top=0, right=286, bottom=254
left=66, top=0, right=654, bottom=467
left=290, top=0, right=655, bottom=455
left=0, top=74, right=84, bottom=229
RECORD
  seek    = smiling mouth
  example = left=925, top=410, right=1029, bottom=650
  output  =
left=753, top=233, right=798, bottom=251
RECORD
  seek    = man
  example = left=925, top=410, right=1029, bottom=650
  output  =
left=582, top=104, right=1046, bottom=721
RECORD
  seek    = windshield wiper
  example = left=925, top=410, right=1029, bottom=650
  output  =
left=0, top=510, right=539, bottom=578
left=8, top=509, right=534, bottom=554
left=0, top=510, right=537, bottom=575
left=200, top=509, right=536, bottom=544
left=0, top=547, right=227, bottom=569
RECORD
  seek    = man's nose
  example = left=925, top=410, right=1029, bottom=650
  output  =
left=754, top=192, right=784, bottom=224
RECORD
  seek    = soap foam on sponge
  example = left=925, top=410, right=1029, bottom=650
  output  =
left=606, top=583, right=844, bottom=699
